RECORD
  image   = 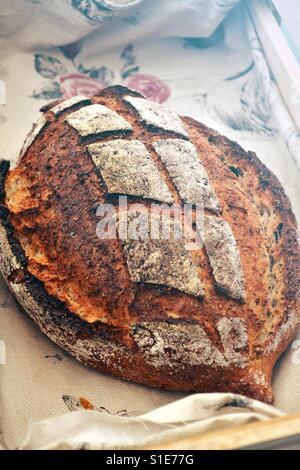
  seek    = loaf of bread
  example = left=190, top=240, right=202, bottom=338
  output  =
left=0, top=85, right=299, bottom=404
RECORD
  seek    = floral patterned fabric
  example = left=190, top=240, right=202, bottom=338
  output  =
left=0, top=0, right=300, bottom=450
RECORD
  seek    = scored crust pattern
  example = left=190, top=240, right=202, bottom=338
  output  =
left=51, top=95, right=92, bottom=116
left=65, top=103, right=133, bottom=137
left=124, top=95, right=189, bottom=137
left=132, top=318, right=248, bottom=369
left=2, top=85, right=300, bottom=403
left=66, top=95, right=245, bottom=302
left=203, top=216, right=246, bottom=302
left=119, top=212, right=204, bottom=297
left=88, top=140, right=173, bottom=203
left=152, top=139, right=220, bottom=212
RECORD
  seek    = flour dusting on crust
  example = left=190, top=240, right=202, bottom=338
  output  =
left=88, top=140, right=173, bottom=203
left=132, top=320, right=249, bottom=369
left=265, top=310, right=298, bottom=354
left=153, top=139, right=220, bottom=212
left=65, top=104, right=132, bottom=137
left=120, top=212, right=204, bottom=297
left=124, top=95, right=188, bottom=137
left=203, top=215, right=246, bottom=302
left=216, top=317, right=248, bottom=366
left=51, top=96, right=91, bottom=116
left=20, top=115, right=48, bottom=158
left=0, top=224, right=22, bottom=276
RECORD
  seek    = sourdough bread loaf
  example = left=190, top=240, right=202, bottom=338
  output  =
left=0, top=85, right=299, bottom=404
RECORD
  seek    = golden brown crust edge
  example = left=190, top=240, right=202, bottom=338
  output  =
left=0, top=86, right=299, bottom=404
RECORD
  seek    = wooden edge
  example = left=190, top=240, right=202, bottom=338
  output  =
left=145, top=412, right=300, bottom=450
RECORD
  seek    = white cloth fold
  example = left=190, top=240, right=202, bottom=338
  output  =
left=20, top=394, right=283, bottom=450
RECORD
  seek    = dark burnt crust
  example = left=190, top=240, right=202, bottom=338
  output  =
left=0, top=160, right=10, bottom=202
left=40, top=100, right=61, bottom=113
left=52, top=99, right=92, bottom=117
left=40, top=85, right=146, bottom=118
left=78, top=128, right=133, bottom=144
left=96, top=84, right=146, bottom=100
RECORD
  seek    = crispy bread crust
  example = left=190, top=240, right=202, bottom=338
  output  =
left=0, top=85, right=299, bottom=403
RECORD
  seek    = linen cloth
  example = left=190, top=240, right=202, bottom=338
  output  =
left=0, top=0, right=300, bottom=450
